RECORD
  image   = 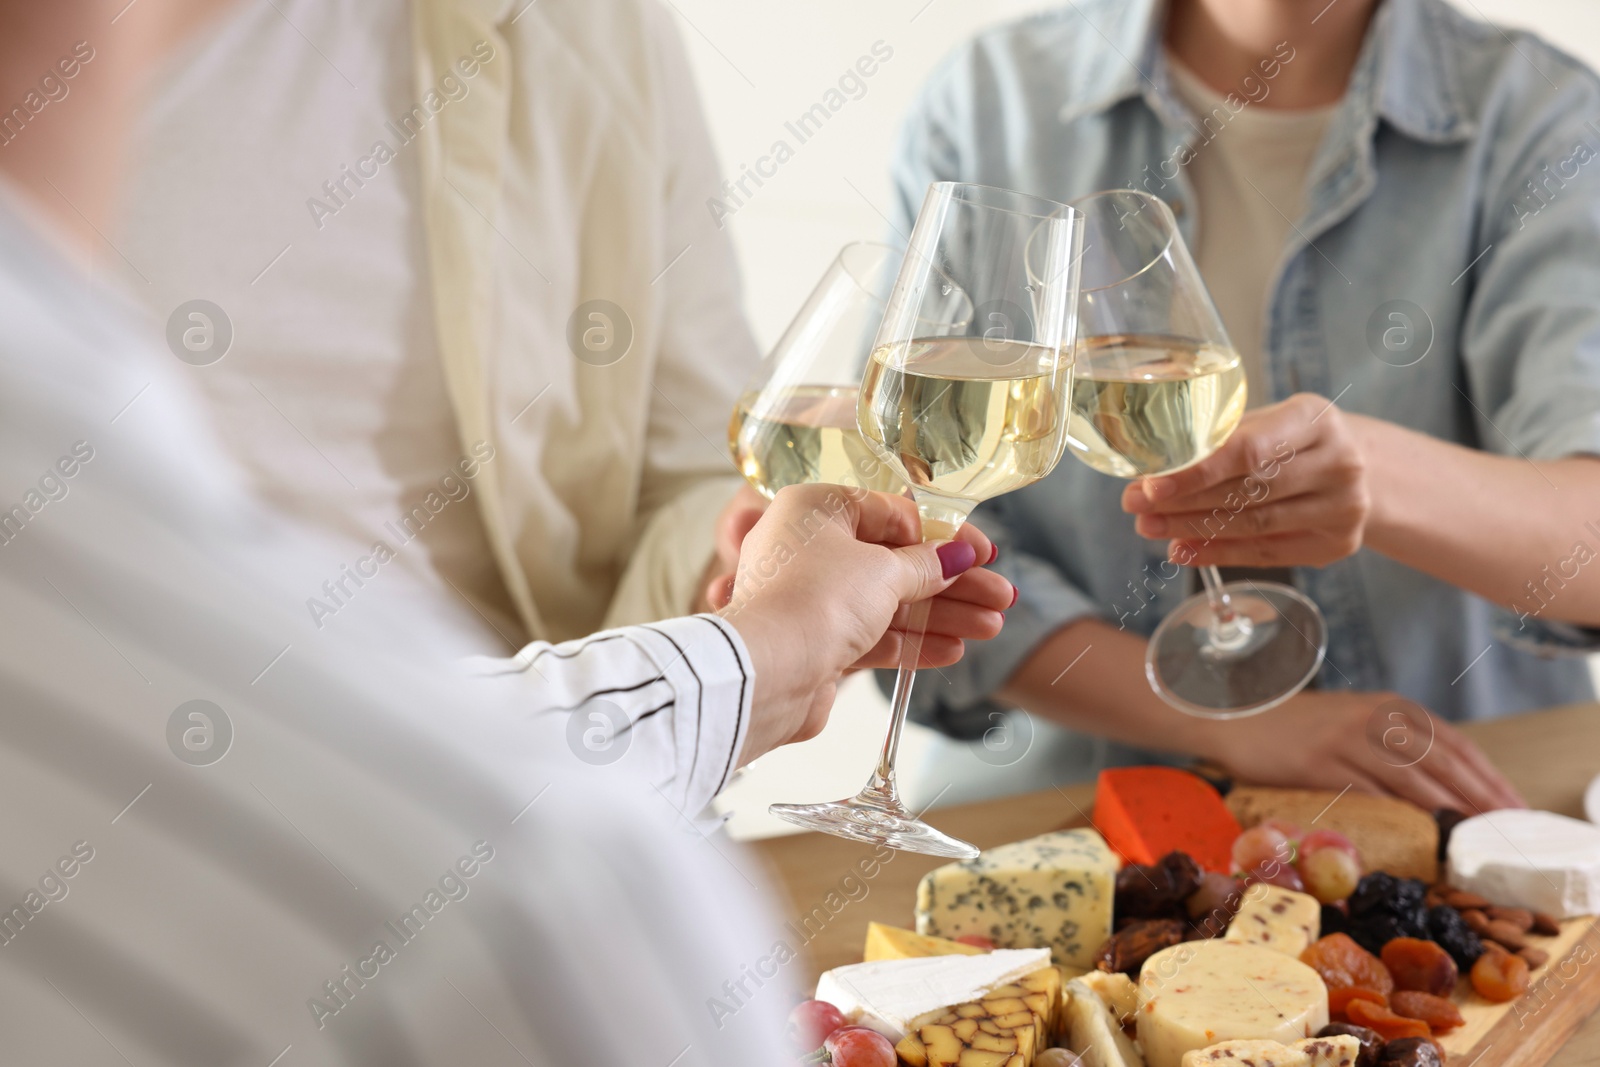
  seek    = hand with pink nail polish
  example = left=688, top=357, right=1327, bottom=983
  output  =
left=718, top=485, right=1011, bottom=761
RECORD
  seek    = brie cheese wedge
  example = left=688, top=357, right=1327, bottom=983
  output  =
left=1447, top=809, right=1600, bottom=920
left=815, top=947, right=1052, bottom=1040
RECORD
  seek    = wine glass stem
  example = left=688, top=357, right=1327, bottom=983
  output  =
left=865, top=512, right=961, bottom=800
left=1198, top=563, right=1253, bottom=651
left=872, top=596, right=931, bottom=787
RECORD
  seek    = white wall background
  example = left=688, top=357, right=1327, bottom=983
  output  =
left=672, top=0, right=1600, bottom=838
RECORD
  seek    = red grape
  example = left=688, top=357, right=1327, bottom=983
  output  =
left=786, top=1000, right=848, bottom=1052
left=1232, top=825, right=1293, bottom=874
left=1301, top=828, right=1360, bottom=861
left=824, top=1026, right=896, bottom=1067
left=954, top=934, right=996, bottom=950
left=1300, top=845, right=1362, bottom=903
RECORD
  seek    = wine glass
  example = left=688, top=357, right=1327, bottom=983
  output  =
left=768, top=183, right=1085, bottom=858
left=1065, top=189, right=1327, bottom=717
left=728, top=242, right=920, bottom=499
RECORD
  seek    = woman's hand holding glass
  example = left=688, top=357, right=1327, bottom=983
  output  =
left=720, top=485, right=1011, bottom=766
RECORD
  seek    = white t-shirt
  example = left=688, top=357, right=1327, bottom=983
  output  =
left=1167, top=56, right=1336, bottom=406
left=122, top=0, right=522, bottom=652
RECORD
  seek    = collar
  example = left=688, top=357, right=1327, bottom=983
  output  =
left=1057, top=0, right=1476, bottom=144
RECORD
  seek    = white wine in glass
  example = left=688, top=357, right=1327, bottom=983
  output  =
left=768, top=183, right=1085, bottom=859
left=1066, top=334, right=1246, bottom=478
left=730, top=385, right=903, bottom=498
left=728, top=242, right=913, bottom=501
left=859, top=337, right=1063, bottom=530
left=1066, top=190, right=1326, bottom=718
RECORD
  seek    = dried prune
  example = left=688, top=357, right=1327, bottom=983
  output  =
left=1390, top=990, right=1464, bottom=1032
left=1094, top=918, right=1187, bottom=976
left=1316, top=1023, right=1384, bottom=1067
left=1350, top=873, right=1427, bottom=917
left=1377, top=1037, right=1444, bottom=1067
left=1426, top=903, right=1485, bottom=970
left=1381, top=937, right=1458, bottom=996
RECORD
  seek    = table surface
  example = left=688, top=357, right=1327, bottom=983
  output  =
left=750, top=702, right=1600, bottom=1067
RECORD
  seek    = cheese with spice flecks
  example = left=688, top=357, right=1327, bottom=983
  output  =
left=1223, top=884, right=1321, bottom=957
left=1137, top=941, right=1329, bottom=1067
left=915, top=829, right=1120, bottom=969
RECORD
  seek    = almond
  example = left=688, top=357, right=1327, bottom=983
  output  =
left=1518, top=946, right=1550, bottom=969
left=1445, top=889, right=1492, bottom=910
left=1485, top=919, right=1529, bottom=951
left=1487, top=906, right=1534, bottom=932
left=1531, top=912, right=1561, bottom=937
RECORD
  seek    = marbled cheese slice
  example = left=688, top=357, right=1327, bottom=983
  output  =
left=896, top=966, right=1063, bottom=1067
left=916, top=829, right=1120, bottom=968
left=1223, top=885, right=1321, bottom=957
left=1136, top=940, right=1329, bottom=1067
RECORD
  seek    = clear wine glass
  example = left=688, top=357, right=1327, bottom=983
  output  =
left=728, top=242, right=924, bottom=500
left=767, top=183, right=1085, bottom=858
left=1065, top=189, right=1327, bottom=717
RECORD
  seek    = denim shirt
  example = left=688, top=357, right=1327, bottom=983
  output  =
left=886, top=0, right=1600, bottom=743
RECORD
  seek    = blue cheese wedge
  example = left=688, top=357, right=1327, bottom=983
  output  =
left=815, top=948, right=1052, bottom=1040
left=1137, top=941, right=1329, bottom=1067
left=916, top=829, right=1120, bottom=968
left=1223, top=885, right=1321, bottom=957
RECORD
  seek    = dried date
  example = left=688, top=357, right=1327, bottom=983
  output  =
left=1094, top=919, right=1188, bottom=976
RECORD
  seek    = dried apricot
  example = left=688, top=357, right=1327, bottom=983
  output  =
left=1382, top=937, right=1459, bottom=996
left=1471, top=948, right=1531, bottom=1003
left=1346, top=998, right=1433, bottom=1041
left=1302, top=933, right=1396, bottom=996
left=1390, top=990, right=1465, bottom=1032
left=1328, top=987, right=1388, bottom=1021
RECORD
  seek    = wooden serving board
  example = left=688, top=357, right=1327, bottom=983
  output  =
left=1051, top=802, right=1600, bottom=1067
left=1438, top=914, right=1600, bottom=1067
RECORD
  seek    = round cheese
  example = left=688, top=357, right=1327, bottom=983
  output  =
left=1137, top=940, right=1329, bottom=1067
left=1447, top=809, right=1600, bottom=919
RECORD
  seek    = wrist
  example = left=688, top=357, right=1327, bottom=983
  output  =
left=719, top=602, right=816, bottom=760
left=1346, top=412, right=1411, bottom=554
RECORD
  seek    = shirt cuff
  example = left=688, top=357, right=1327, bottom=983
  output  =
left=462, top=614, right=753, bottom=823
left=879, top=547, right=1104, bottom=739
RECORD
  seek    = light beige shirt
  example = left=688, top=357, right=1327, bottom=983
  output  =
left=124, top=0, right=755, bottom=648
left=1166, top=55, right=1336, bottom=406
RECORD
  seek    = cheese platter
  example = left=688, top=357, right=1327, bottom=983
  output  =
left=764, top=765, right=1600, bottom=1067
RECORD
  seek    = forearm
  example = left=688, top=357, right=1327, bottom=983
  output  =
left=1355, top=415, right=1600, bottom=624
left=994, top=618, right=1217, bottom=757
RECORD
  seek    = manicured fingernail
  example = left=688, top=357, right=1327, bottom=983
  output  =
left=1009, top=584, right=1019, bottom=609
left=937, top=540, right=977, bottom=579
left=988, top=543, right=1000, bottom=565
left=1142, top=478, right=1175, bottom=502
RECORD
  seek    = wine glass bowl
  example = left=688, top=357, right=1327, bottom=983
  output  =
left=768, top=183, right=1085, bottom=858
left=728, top=241, right=911, bottom=500
left=1064, top=189, right=1326, bottom=718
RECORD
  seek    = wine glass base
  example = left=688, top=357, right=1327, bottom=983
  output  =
left=769, top=791, right=980, bottom=859
left=1146, top=580, right=1326, bottom=719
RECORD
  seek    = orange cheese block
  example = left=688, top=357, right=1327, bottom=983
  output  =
left=1094, top=767, right=1240, bottom=873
